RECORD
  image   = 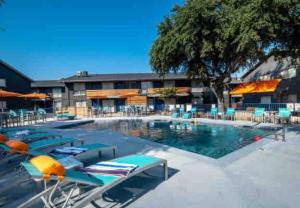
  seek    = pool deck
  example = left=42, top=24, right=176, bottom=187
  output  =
left=1, top=116, right=300, bottom=207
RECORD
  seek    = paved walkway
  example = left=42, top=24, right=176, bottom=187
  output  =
left=0, top=117, right=299, bottom=208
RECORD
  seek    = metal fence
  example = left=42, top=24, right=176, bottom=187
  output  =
left=234, top=103, right=287, bottom=111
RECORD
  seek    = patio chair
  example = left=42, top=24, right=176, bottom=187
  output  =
left=191, top=107, right=197, bottom=118
left=276, top=108, right=291, bottom=124
left=224, top=108, right=235, bottom=120
left=37, top=108, right=47, bottom=122
left=252, top=108, right=265, bottom=123
left=4, top=132, right=61, bottom=143
left=182, top=112, right=191, bottom=119
left=18, top=154, right=168, bottom=208
left=171, top=112, right=178, bottom=118
left=207, top=107, right=218, bottom=119
left=8, top=110, right=19, bottom=127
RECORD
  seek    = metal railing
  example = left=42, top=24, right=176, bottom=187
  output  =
left=234, top=103, right=287, bottom=111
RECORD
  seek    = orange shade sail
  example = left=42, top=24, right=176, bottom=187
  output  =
left=19, top=93, right=50, bottom=100
left=0, top=89, right=22, bottom=97
left=230, top=79, right=281, bottom=95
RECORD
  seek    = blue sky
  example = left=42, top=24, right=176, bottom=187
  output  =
left=0, top=0, right=183, bottom=80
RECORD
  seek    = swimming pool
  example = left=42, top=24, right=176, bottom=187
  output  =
left=75, top=120, right=269, bottom=159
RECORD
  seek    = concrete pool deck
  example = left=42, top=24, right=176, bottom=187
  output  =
left=0, top=116, right=300, bottom=208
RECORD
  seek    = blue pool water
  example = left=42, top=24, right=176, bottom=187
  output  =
left=75, top=120, right=269, bottom=159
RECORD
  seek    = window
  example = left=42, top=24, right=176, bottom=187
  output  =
left=153, top=81, right=164, bottom=88
left=282, top=94, right=297, bottom=103
left=52, top=88, right=62, bottom=98
left=175, top=80, right=191, bottom=87
left=0, top=101, right=6, bottom=109
left=0, top=79, right=6, bottom=87
left=261, top=96, right=271, bottom=104
left=73, top=83, right=86, bottom=96
left=86, top=82, right=102, bottom=90
left=114, top=81, right=141, bottom=89
left=280, top=67, right=297, bottom=79
left=76, top=101, right=86, bottom=108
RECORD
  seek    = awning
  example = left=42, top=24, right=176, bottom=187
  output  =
left=19, top=93, right=50, bottom=100
left=230, top=79, right=281, bottom=95
left=86, top=89, right=140, bottom=99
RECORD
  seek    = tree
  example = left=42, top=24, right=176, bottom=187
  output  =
left=149, top=0, right=299, bottom=111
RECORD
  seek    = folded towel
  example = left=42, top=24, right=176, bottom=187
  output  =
left=51, top=147, right=88, bottom=156
left=14, top=130, right=31, bottom=136
left=82, top=161, right=138, bottom=177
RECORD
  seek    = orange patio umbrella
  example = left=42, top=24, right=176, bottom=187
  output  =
left=0, top=89, right=22, bottom=97
left=18, top=93, right=50, bottom=111
left=0, top=89, right=22, bottom=112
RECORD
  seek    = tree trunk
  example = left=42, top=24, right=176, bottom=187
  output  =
left=210, top=83, right=225, bottom=112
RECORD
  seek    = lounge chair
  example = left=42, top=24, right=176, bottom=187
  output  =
left=0, top=137, right=81, bottom=166
left=49, top=143, right=117, bottom=159
left=252, top=107, right=265, bottom=123
left=179, top=108, right=184, bottom=117
left=57, top=112, right=76, bottom=120
left=4, top=132, right=61, bottom=143
left=18, top=154, right=168, bottom=208
left=0, top=127, right=36, bottom=134
left=275, top=108, right=291, bottom=124
left=207, top=107, right=218, bottom=119
left=171, top=112, right=178, bottom=118
left=224, top=108, right=235, bottom=120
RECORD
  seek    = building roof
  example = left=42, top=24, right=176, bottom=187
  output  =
left=241, top=56, right=293, bottom=82
left=61, top=73, right=188, bottom=83
left=31, top=80, right=65, bottom=88
left=0, top=59, right=33, bottom=82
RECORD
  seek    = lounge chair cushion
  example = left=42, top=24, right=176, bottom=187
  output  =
left=30, top=155, right=65, bottom=181
left=5, top=140, right=28, bottom=153
left=0, top=134, right=8, bottom=143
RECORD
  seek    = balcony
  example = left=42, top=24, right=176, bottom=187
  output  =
left=86, top=89, right=140, bottom=99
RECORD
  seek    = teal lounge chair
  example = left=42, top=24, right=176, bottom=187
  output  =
left=5, top=132, right=60, bottom=143
left=276, top=108, right=291, bottom=123
left=0, top=137, right=81, bottom=166
left=19, top=154, right=168, bottom=208
left=224, top=108, right=235, bottom=120
left=191, top=107, right=197, bottom=118
left=252, top=107, right=265, bottom=122
left=0, top=127, right=35, bottom=134
left=207, top=107, right=218, bottom=119
left=37, top=108, right=47, bottom=122
left=57, top=112, right=76, bottom=120
left=182, top=112, right=191, bottom=119
left=171, top=112, right=178, bottom=118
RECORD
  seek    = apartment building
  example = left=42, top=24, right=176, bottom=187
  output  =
left=231, top=56, right=300, bottom=104
left=31, top=71, right=215, bottom=115
left=0, top=60, right=32, bottom=109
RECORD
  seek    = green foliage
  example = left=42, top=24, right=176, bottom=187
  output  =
left=157, top=87, right=177, bottom=99
left=149, top=0, right=299, bottom=105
